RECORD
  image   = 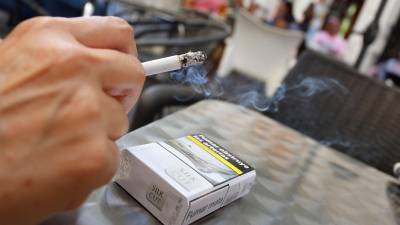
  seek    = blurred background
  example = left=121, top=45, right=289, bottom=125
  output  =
left=2, top=0, right=400, bottom=175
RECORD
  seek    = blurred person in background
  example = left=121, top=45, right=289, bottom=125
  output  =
left=247, top=0, right=259, bottom=15
left=184, top=0, right=229, bottom=16
left=299, top=3, right=314, bottom=32
left=308, top=16, right=346, bottom=59
left=306, top=0, right=329, bottom=42
left=370, top=53, right=400, bottom=86
left=233, top=0, right=244, bottom=9
left=0, top=16, right=144, bottom=225
left=296, top=3, right=315, bottom=57
left=267, top=0, right=298, bottom=30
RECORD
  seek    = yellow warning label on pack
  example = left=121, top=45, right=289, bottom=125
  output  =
left=187, top=135, right=245, bottom=175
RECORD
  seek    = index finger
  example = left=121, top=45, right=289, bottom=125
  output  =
left=64, top=16, right=137, bottom=56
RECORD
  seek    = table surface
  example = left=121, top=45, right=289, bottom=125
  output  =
left=42, top=100, right=400, bottom=225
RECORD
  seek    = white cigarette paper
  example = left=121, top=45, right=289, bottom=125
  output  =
left=142, top=55, right=181, bottom=76
left=142, top=51, right=206, bottom=76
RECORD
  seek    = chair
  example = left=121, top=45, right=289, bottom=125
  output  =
left=265, top=50, right=400, bottom=175
left=217, top=10, right=304, bottom=96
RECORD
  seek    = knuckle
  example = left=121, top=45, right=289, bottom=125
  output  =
left=0, top=120, right=15, bottom=141
left=64, top=87, right=102, bottom=124
left=78, top=138, right=117, bottom=179
left=20, top=17, right=57, bottom=30
left=85, top=146, right=109, bottom=174
left=17, top=17, right=41, bottom=29
left=107, top=16, right=129, bottom=27
left=120, top=23, right=134, bottom=37
left=132, top=56, right=146, bottom=83
left=101, top=96, right=129, bottom=139
left=114, top=111, right=129, bottom=137
left=64, top=195, right=88, bottom=210
left=107, top=17, right=133, bottom=37
left=67, top=139, right=108, bottom=177
left=76, top=88, right=102, bottom=120
left=138, top=67, right=145, bottom=84
left=54, top=46, right=89, bottom=65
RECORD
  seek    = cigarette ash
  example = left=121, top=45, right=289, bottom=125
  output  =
left=179, top=51, right=207, bottom=68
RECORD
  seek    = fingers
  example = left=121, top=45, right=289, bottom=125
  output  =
left=63, top=17, right=144, bottom=112
left=7, top=17, right=137, bottom=55
left=43, top=84, right=129, bottom=147
left=99, top=91, right=129, bottom=140
left=7, top=16, right=144, bottom=112
left=56, top=134, right=120, bottom=194
left=90, top=49, right=145, bottom=112
left=65, top=16, right=137, bottom=56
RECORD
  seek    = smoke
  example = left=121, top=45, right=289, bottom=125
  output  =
left=169, top=65, right=224, bottom=100
left=171, top=66, right=270, bottom=112
left=265, top=76, right=349, bottom=113
left=219, top=76, right=350, bottom=113
left=287, top=77, right=349, bottom=97
left=169, top=67, right=350, bottom=115
left=167, top=67, right=389, bottom=169
left=170, top=65, right=208, bottom=86
left=237, top=91, right=270, bottom=111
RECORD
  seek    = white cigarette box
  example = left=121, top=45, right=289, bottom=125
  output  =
left=115, top=134, right=256, bottom=225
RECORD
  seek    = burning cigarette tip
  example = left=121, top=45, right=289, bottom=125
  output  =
left=179, top=51, right=207, bottom=68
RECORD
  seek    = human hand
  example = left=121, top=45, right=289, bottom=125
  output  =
left=0, top=17, right=144, bottom=225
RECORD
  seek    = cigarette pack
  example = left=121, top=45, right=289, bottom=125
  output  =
left=115, top=134, right=256, bottom=225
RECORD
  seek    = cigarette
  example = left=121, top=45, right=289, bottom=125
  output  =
left=142, top=51, right=207, bottom=76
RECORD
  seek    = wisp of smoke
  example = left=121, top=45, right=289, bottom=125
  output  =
left=287, top=77, right=349, bottom=97
left=265, top=76, right=349, bottom=113
left=170, top=65, right=224, bottom=99
left=170, top=65, right=208, bottom=86
left=238, top=91, right=270, bottom=111
left=170, top=65, right=350, bottom=116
